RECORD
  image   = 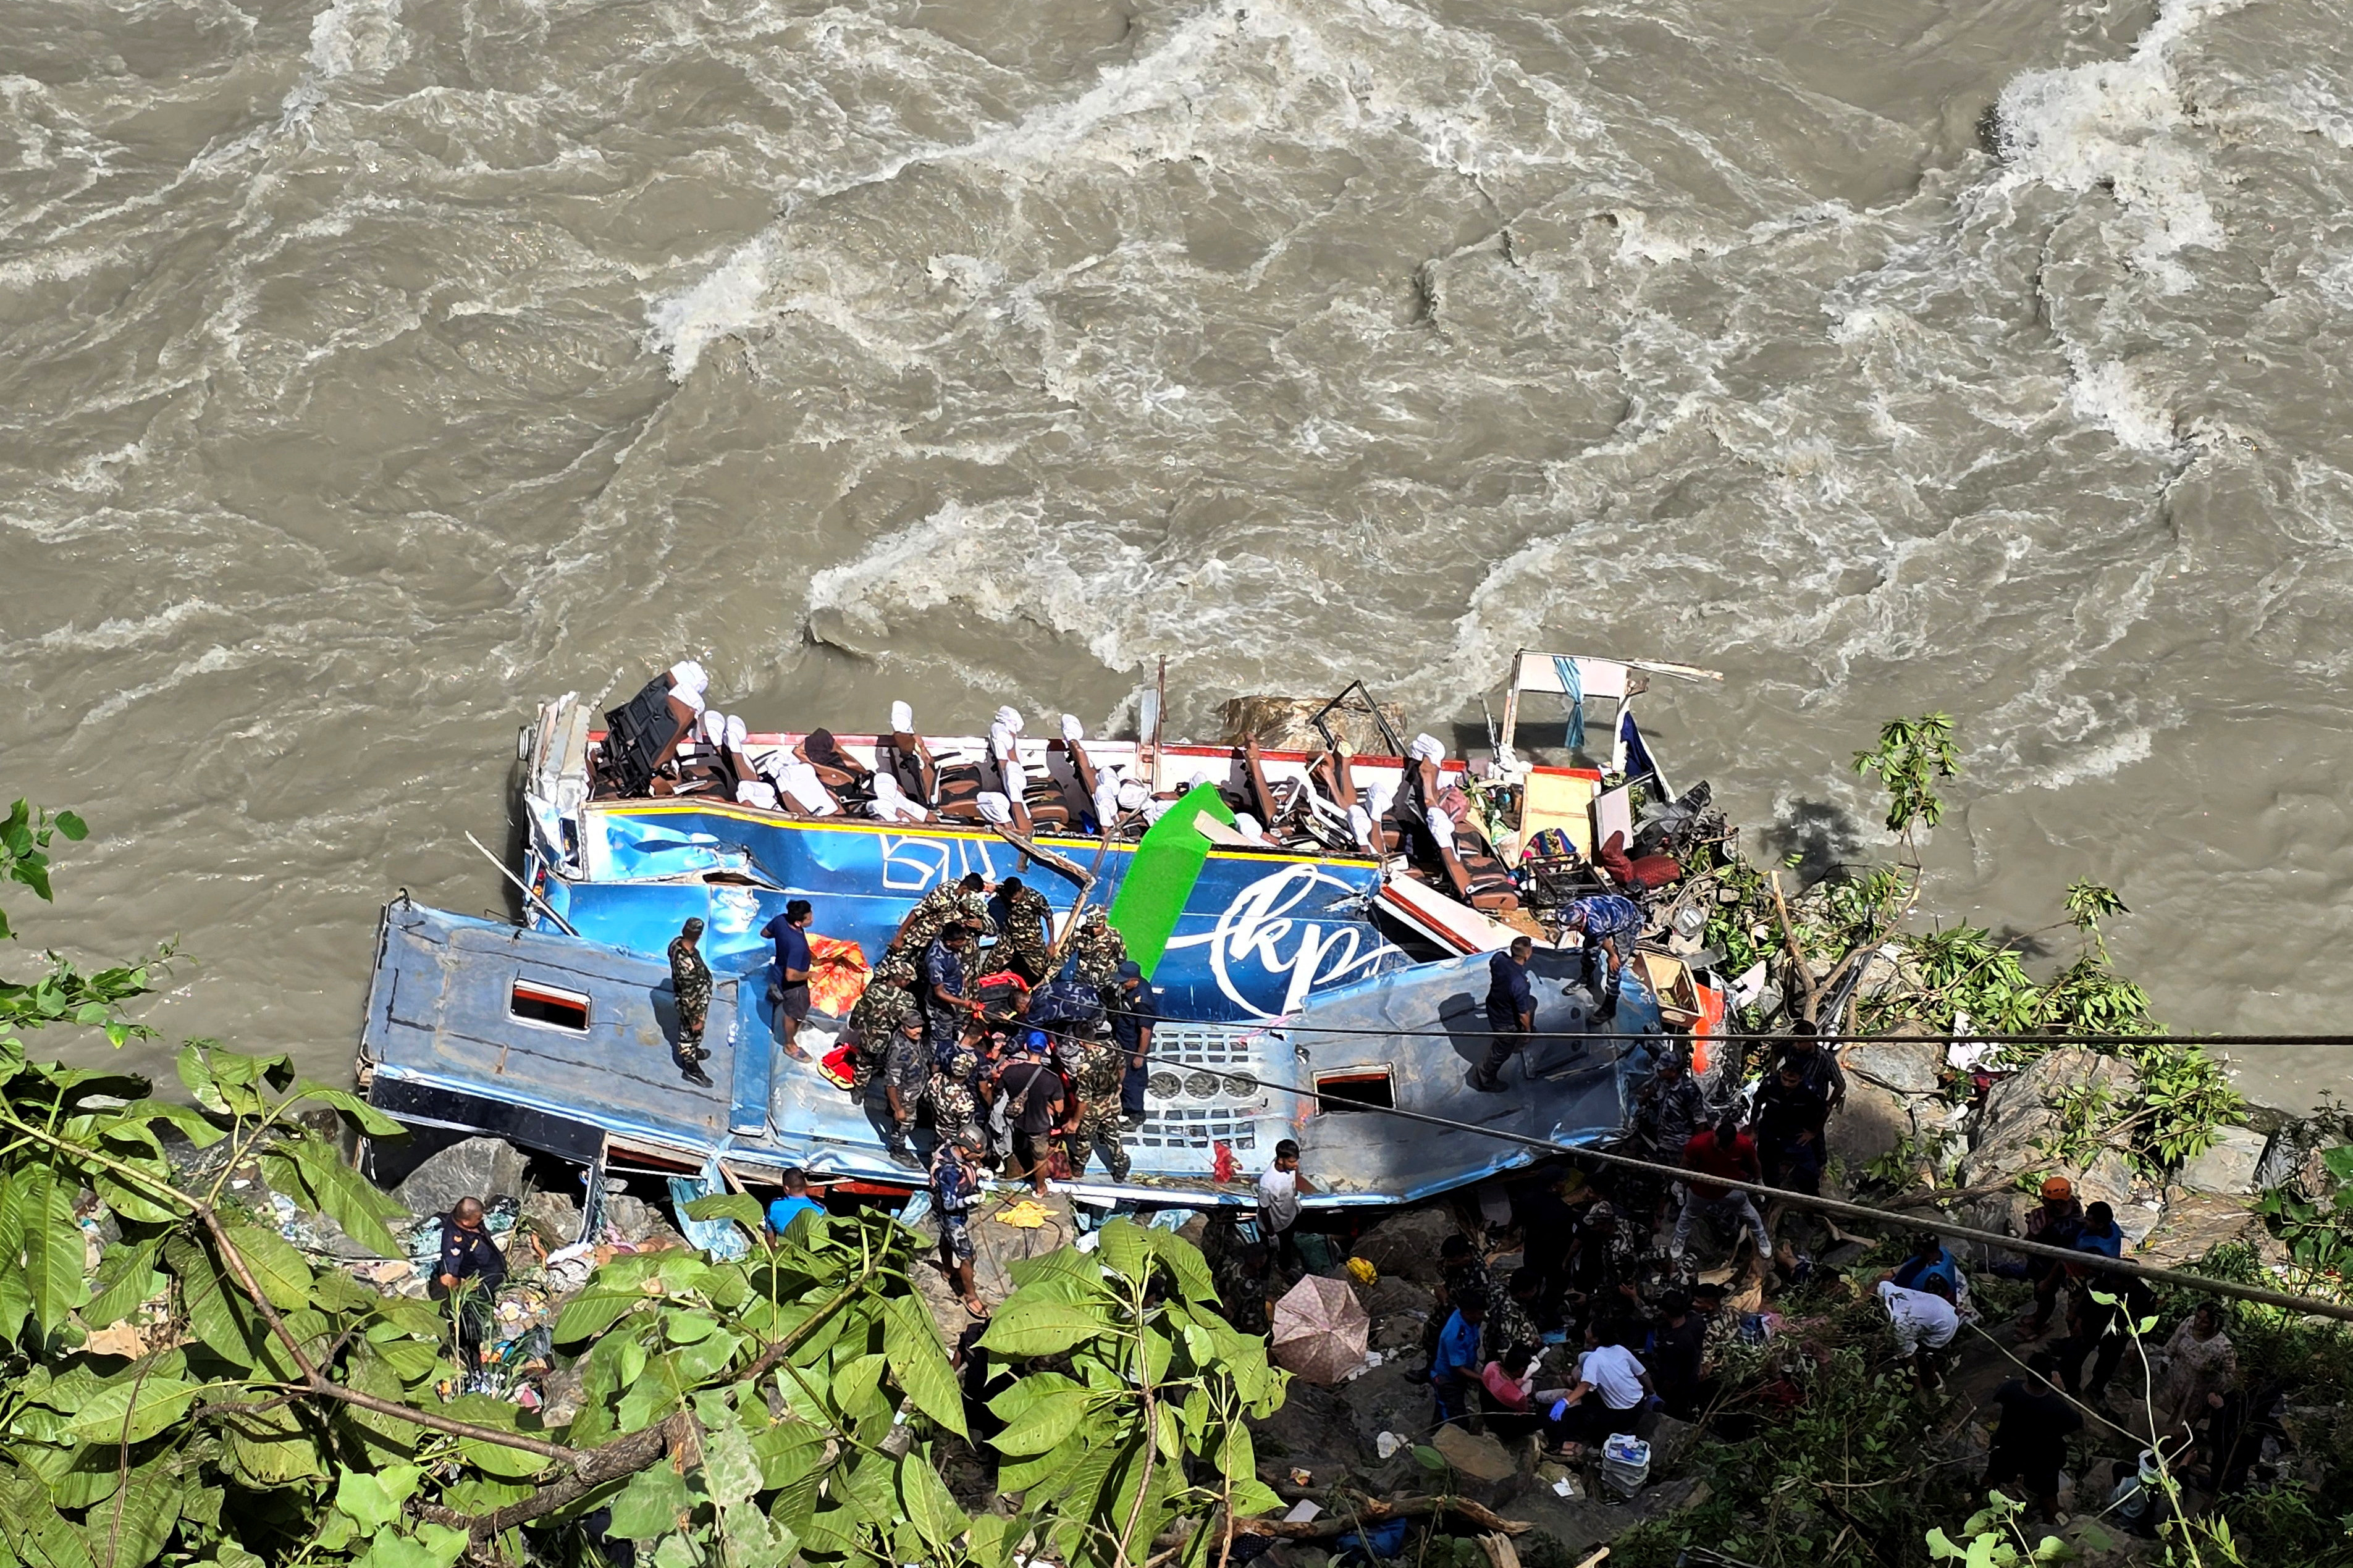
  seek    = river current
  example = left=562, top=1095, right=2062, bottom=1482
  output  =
left=4, top=0, right=2350, bottom=1109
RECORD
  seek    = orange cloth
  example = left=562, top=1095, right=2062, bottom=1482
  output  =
left=807, top=935, right=871, bottom=1016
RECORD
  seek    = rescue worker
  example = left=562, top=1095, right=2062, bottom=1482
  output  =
left=891, top=873, right=997, bottom=959
left=924, top=922, right=985, bottom=1056
left=990, top=877, right=1056, bottom=984
left=1062, top=1032, right=1134, bottom=1181
left=667, top=917, right=715, bottom=1087
left=847, top=953, right=920, bottom=1089
left=1066, top=907, right=1129, bottom=992
left=930, top=1018, right=988, bottom=1147
left=880, top=1015, right=929, bottom=1167
left=1564, top=894, right=1644, bottom=1018
left=432, top=1195, right=507, bottom=1380
left=930, top=1134, right=988, bottom=1319
left=1634, top=1050, right=1708, bottom=1160
left=1472, top=935, right=1535, bottom=1091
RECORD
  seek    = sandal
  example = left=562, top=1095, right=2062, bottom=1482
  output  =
left=964, top=1299, right=991, bottom=1320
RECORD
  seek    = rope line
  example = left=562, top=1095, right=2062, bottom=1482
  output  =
left=1108, top=1003, right=2353, bottom=1050
left=1113, top=1042, right=2353, bottom=1325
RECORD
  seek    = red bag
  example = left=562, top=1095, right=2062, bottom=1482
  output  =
left=817, top=1043, right=857, bottom=1089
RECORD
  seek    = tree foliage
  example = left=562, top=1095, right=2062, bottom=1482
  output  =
left=0, top=805, right=1283, bottom=1568
left=1702, top=723, right=2243, bottom=1175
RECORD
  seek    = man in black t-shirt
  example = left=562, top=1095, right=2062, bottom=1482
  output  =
left=1985, top=1351, right=2083, bottom=1522
left=995, top=1033, right=1066, bottom=1197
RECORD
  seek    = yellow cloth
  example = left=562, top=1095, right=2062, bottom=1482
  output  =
left=994, top=1200, right=1054, bottom=1229
left=1346, top=1257, right=1378, bottom=1286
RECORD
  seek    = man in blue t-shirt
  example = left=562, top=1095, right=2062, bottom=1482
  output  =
left=765, top=1168, right=824, bottom=1238
left=760, top=900, right=818, bottom=1062
left=1430, top=1288, right=1487, bottom=1427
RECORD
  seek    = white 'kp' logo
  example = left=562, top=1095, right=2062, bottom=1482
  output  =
left=1164, top=863, right=1400, bottom=1018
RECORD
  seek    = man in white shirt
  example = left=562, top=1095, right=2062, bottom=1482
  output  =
left=1256, top=1140, right=1315, bottom=1277
left=1877, top=1275, right=1960, bottom=1390
left=1542, top=1322, right=1654, bottom=1456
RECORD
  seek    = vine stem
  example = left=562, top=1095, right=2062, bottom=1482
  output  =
left=1114, top=1278, right=1160, bottom=1568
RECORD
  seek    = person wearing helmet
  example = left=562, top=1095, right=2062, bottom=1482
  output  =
left=2020, top=1175, right=2087, bottom=1339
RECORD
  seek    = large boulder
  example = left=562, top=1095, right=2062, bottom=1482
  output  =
left=394, top=1136, right=529, bottom=1220
left=2136, top=1191, right=2262, bottom=1268
left=2176, top=1127, right=2268, bottom=1196
left=2254, top=1120, right=2335, bottom=1191
left=1842, top=1039, right=1943, bottom=1096
left=1247, top=1375, right=1366, bottom=1474
left=1353, top=1274, right=1436, bottom=1353
left=1349, top=1207, right=1463, bottom=1285
left=1429, top=1423, right=1523, bottom=1507
left=1827, top=1081, right=1915, bottom=1174
left=1962, top=1050, right=2140, bottom=1191
left=1337, top=1360, right=1439, bottom=1457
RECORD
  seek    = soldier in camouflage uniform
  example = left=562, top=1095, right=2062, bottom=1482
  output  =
left=666, top=918, right=714, bottom=1087
left=847, top=955, right=920, bottom=1089
left=991, top=877, right=1056, bottom=984
left=1064, top=907, right=1128, bottom=992
left=930, top=1021, right=988, bottom=1146
left=1059, top=1038, right=1133, bottom=1181
left=890, top=874, right=998, bottom=962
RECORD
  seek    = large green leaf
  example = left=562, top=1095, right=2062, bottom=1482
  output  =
left=174, top=1048, right=226, bottom=1116
left=605, top=1465, right=694, bottom=1540
left=288, top=1081, right=406, bottom=1139
left=334, top=1464, right=425, bottom=1531
left=681, top=1193, right=763, bottom=1230
left=0, top=1462, right=98, bottom=1568
left=83, top=1239, right=166, bottom=1330
left=218, top=1225, right=311, bottom=1312
left=1096, top=1220, right=1153, bottom=1285
left=748, top=1418, right=828, bottom=1492
left=288, top=1141, right=407, bottom=1258
left=337, top=1344, right=425, bottom=1458
left=701, top=1416, right=763, bottom=1508
left=222, top=1401, right=328, bottom=1483
left=825, top=1352, right=888, bottom=1425
left=93, top=1173, right=179, bottom=1228
left=881, top=1293, right=967, bottom=1439
left=19, top=1167, right=88, bottom=1339
left=551, top=1283, right=650, bottom=1346
left=1148, top=1230, right=1216, bottom=1305
left=979, top=1296, right=1107, bottom=1357
left=445, top=1395, right=553, bottom=1481
left=896, top=1451, right=968, bottom=1553
left=117, top=1099, right=224, bottom=1149
left=67, top=1375, right=202, bottom=1446
left=995, top=1415, right=1106, bottom=1494
left=46, top=1448, right=125, bottom=1512
left=89, top=1459, right=182, bottom=1568
left=988, top=1376, right=1092, bottom=1456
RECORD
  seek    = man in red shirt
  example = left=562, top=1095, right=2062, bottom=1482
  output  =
left=1672, top=1113, right=1772, bottom=1273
